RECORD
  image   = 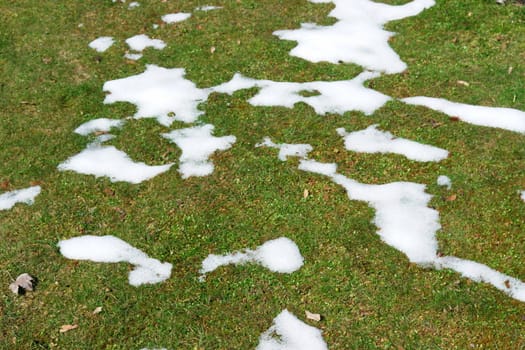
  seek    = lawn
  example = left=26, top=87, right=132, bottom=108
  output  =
left=1, top=0, right=524, bottom=349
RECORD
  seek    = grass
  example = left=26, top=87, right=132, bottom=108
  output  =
left=1, top=0, right=524, bottom=348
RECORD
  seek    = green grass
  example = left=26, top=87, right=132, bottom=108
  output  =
left=1, top=0, right=525, bottom=348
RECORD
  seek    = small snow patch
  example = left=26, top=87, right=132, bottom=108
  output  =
left=88, top=37, right=114, bottom=52
left=437, top=175, right=452, bottom=190
left=256, top=137, right=312, bottom=161
left=161, top=13, right=191, bottom=24
left=128, top=1, right=140, bottom=9
left=125, top=34, right=166, bottom=52
left=58, top=145, right=172, bottom=184
left=195, top=5, right=222, bottom=11
left=0, top=186, right=41, bottom=211
left=103, top=65, right=211, bottom=126
left=74, top=118, right=124, bottom=136
left=124, top=52, right=143, bottom=60
left=199, top=237, right=304, bottom=279
left=402, top=96, right=525, bottom=133
left=257, top=309, right=328, bottom=350
left=337, top=125, right=448, bottom=162
left=58, top=235, right=172, bottom=286
left=521, top=191, right=525, bottom=202
left=162, top=124, right=236, bottom=179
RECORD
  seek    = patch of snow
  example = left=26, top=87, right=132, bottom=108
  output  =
left=273, top=0, right=435, bottom=73
left=195, top=5, right=222, bottom=11
left=336, top=125, right=448, bottom=162
left=58, top=145, right=173, bottom=184
left=124, top=52, right=143, bottom=60
left=299, top=158, right=525, bottom=301
left=125, top=34, right=166, bottom=52
left=213, top=71, right=391, bottom=116
left=0, top=186, right=41, bottom=211
left=88, top=37, right=114, bottom=53
left=435, top=256, right=525, bottom=302
left=161, top=13, right=191, bottom=24
left=257, top=309, right=328, bottom=350
left=521, top=191, right=525, bottom=202
left=402, top=96, right=525, bottom=133
left=74, top=118, right=124, bottom=136
left=58, top=235, right=172, bottom=286
left=152, top=24, right=159, bottom=30
left=200, top=237, right=304, bottom=279
left=437, top=175, right=452, bottom=190
left=128, top=1, right=140, bottom=9
left=256, top=137, right=312, bottom=161
left=103, top=65, right=211, bottom=126
left=162, top=124, right=236, bottom=179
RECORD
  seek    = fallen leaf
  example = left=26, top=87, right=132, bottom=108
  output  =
left=457, top=80, right=470, bottom=87
left=449, top=116, right=460, bottom=122
left=504, top=280, right=511, bottom=289
left=59, top=324, right=78, bottom=333
left=29, top=180, right=43, bottom=187
left=9, top=273, right=38, bottom=295
left=305, top=310, right=321, bottom=322
left=103, top=187, right=115, bottom=196
left=303, top=189, right=310, bottom=199
left=446, top=194, right=457, bottom=201
left=508, top=66, right=513, bottom=74
left=92, top=306, right=103, bottom=315
left=210, top=46, right=216, bottom=54
left=0, top=180, right=9, bottom=190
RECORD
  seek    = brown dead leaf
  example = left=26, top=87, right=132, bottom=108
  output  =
left=446, top=194, right=457, bottom=201
left=504, top=280, right=511, bottom=289
left=59, top=324, right=78, bottom=333
left=0, top=180, right=10, bottom=190
left=29, top=180, right=43, bottom=187
left=457, top=80, right=470, bottom=87
left=449, top=116, right=460, bottom=122
left=303, top=189, right=310, bottom=199
left=305, top=310, right=321, bottom=322
left=103, top=187, right=115, bottom=196
left=94, top=130, right=108, bottom=136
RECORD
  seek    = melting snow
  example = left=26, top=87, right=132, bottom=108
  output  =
left=162, top=124, right=236, bottom=179
left=337, top=125, right=448, bottom=162
left=124, top=52, right=143, bottom=61
left=521, top=191, right=525, bottom=202
left=161, top=13, right=191, bottom=24
left=128, top=1, right=140, bottom=9
left=402, top=96, right=525, bottom=133
left=58, top=235, right=172, bottom=286
left=256, top=137, right=312, bottom=161
left=103, top=65, right=211, bottom=126
left=74, top=118, right=124, bottom=136
left=437, top=175, right=452, bottom=189
left=298, top=159, right=525, bottom=301
left=273, top=0, right=435, bottom=73
left=195, top=5, right=222, bottom=11
left=0, top=186, right=41, bottom=211
left=213, top=71, right=391, bottom=116
left=199, top=237, right=304, bottom=279
left=58, top=145, right=172, bottom=184
left=88, top=37, right=114, bottom=52
left=125, top=34, right=166, bottom=52
left=257, top=309, right=328, bottom=350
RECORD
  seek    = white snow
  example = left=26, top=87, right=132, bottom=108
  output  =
left=0, top=186, right=41, bottom=211
left=128, top=1, right=140, bottom=9
left=103, top=65, right=211, bottom=126
left=437, top=175, right=452, bottom=189
left=195, top=5, right=222, bottom=11
left=125, top=34, right=166, bottom=52
left=88, top=37, right=114, bottom=53
left=336, top=125, right=448, bottom=162
left=124, top=53, right=143, bottom=61
left=402, top=96, right=525, bottom=133
left=199, top=237, right=304, bottom=278
left=162, top=124, right=236, bottom=179
left=213, top=71, right=391, bottom=116
left=521, top=191, right=525, bottom=202
left=273, top=0, right=435, bottom=73
left=74, top=118, right=124, bottom=136
left=257, top=309, right=328, bottom=350
left=299, top=159, right=525, bottom=301
left=256, top=137, right=312, bottom=161
left=58, top=235, right=172, bottom=286
left=161, top=13, right=191, bottom=24
left=58, top=145, right=173, bottom=184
